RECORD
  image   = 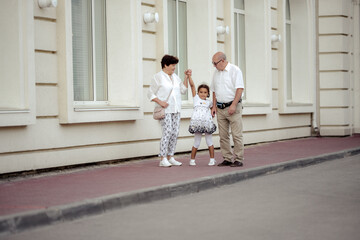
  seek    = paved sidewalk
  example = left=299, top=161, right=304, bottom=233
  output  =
left=1, top=135, right=360, bottom=236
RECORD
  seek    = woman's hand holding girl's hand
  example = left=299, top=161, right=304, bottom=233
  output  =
left=184, top=69, right=192, bottom=77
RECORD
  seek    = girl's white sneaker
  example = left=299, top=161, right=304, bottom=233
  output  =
left=159, top=158, right=172, bottom=167
left=208, top=159, right=216, bottom=166
left=168, top=157, right=182, bottom=166
left=189, top=159, right=196, bottom=166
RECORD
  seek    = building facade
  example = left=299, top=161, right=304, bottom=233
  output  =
left=0, top=0, right=359, bottom=174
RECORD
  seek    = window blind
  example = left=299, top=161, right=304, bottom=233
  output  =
left=72, top=0, right=107, bottom=102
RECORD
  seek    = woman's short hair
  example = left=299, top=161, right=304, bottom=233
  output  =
left=161, top=55, right=179, bottom=68
left=198, top=84, right=210, bottom=98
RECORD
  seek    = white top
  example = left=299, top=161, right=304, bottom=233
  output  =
left=210, top=62, right=244, bottom=103
left=193, top=94, right=213, bottom=109
left=189, top=94, right=216, bottom=134
left=147, top=71, right=188, bottom=113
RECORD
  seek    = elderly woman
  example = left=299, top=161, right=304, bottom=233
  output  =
left=147, top=55, right=189, bottom=167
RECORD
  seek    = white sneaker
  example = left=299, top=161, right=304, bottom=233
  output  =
left=189, top=159, right=196, bottom=166
left=159, top=158, right=172, bottom=167
left=208, top=159, right=216, bottom=166
left=168, top=157, right=182, bottom=166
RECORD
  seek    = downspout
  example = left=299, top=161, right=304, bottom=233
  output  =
left=312, top=0, right=320, bottom=137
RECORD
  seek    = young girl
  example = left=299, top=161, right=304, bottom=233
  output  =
left=186, top=72, right=217, bottom=166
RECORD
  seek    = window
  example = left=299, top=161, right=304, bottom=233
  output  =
left=57, top=0, right=143, bottom=123
left=230, top=0, right=272, bottom=115
left=285, top=0, right=292, bottom=101
left=71, top=0, right=107, bottom=103
left=168, top=0, right=188, bottom=100
left=0, top=0, right=36, bottom=127
left=233, top=0, right=246, bottom=99
left=278, top=0, right=316, bottom=113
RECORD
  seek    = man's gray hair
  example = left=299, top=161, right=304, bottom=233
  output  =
left=220, top=52, right=227, bottom=60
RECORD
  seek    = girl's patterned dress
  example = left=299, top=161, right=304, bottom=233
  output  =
left=188, top=94, right=217, bottom=134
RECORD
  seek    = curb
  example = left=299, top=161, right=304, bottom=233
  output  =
left=1, top=147, right=360, bottom=236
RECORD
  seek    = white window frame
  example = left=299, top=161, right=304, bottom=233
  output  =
left=57, top=0, right=143, bottom=123
left=0, top=0, right=36, bottom=127
left=167, top=0, right=189, bottom=103
left=285, top=0, right=292, bottom=101
left=72, top=0, right=108, bottom=105
left=234, top=5, right=246, bottom=100
left=278, top=0, right=316, bottom=114
left=161, top=0, right=216, bottom=118
left=228, top=0, right=273, bottom=115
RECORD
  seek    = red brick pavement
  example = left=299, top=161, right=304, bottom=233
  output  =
left=0, top=135, right=359, bottom=217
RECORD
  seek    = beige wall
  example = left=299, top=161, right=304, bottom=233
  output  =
left=318, top=0, right=359, bottom=135
left=0, top=0, right=358, bottom=174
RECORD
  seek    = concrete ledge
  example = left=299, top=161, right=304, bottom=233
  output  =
left=1, top=147, right=359, bottom=236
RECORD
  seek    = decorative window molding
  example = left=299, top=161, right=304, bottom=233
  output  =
left=0, top=0, right=36, bottom=127
left=57, top=0, right=143, bottom=124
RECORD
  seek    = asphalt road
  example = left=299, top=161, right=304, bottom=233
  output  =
left=5, top=154, right=360, bottom=240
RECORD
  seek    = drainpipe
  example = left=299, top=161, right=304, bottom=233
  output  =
left=313, top=0, right=320, bottom=137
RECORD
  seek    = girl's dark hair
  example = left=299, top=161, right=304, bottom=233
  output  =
left=161, top=55, right=179, bottom=68
left=198, top=84, right=210, bottom=98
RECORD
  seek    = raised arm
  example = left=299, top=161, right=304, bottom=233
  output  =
left=184, top=69, right=195, bottom=97
left=188, top=75, right=196, bottom=97
left=183, top=73, right=189, bottom=88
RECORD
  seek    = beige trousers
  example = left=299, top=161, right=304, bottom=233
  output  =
left=216, top=104, right=244, bottom=162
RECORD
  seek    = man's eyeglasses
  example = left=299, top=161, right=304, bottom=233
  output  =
left=212, top=59, right=222, bottom=66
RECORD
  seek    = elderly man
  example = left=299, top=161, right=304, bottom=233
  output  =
left=210, top=52, right=244, bottom=167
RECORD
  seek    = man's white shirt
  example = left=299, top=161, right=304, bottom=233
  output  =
left=210, top=63, right=244, bottom=103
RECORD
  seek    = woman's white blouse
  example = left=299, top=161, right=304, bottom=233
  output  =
left=147, top=71, right=188, bottom=113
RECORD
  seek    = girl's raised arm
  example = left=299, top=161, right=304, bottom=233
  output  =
left=188, top=75, right=196, bottom=97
